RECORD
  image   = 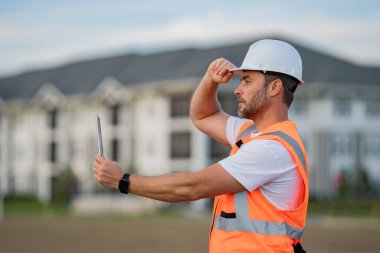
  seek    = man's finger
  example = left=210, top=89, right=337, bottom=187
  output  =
left=93, top=160, right=102, bottom=170
left=225, top=72, right=234, bottom=79
left=216, top=61, right=231, bottom=75
left=93, top=164, right=99, bottom=173
left=95, top=155, right=105, bottom=163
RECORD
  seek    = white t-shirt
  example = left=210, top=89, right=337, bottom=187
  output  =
left=218, top=116, right=303, bottom=210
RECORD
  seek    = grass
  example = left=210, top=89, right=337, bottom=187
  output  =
left=5, top=196, right=380, bottom=218
left=4, top=197, right=69, bottom=217
left=3, top=197, right=208, bottom=220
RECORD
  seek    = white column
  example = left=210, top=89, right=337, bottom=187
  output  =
left=60, top=108, right=70, bottom=166
left=1, top=113, right=9, bottom=195
left=0, top=113, right=9, bottom=219
left=37, top=112, right=51, bottom=203
left=37, top=162, right=51, bottom=203
left=190, top=126, right=209, bottom=211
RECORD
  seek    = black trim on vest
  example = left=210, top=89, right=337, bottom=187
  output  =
left=235, top=139, right=244, bottom=148
left=220, top=211, right=237, bottom=219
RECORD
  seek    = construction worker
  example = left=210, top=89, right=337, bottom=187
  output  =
left=93, top=39, right=308, bottom=253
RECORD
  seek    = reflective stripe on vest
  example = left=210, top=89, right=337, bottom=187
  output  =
left=236, top=129, right=306, bottom=173
left=262, top=131, right=306, bottom=172
left=236, top=123, right=256, bottom=141
left=215, top=192, right=304, bottom=239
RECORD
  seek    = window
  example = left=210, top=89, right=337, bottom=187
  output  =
left=171, top=132, right=191, bottom=158
left=333, top=98, right=351, bottom=116
left=48, top=108, right=58, bottom=128
left=363, top=135, right=380, bottom=158
left=330, top=134, right=353, bottom=156
left=49, top=141, right=58, bottom=163
left=219, top=94, right=238, bottom=116
left=111, top=138, right=119, bottom=161
left=365, top=100, right=380, bottom=117
left=293, top=97, right=308, bottom=115
left=109, top=104, right=120, bottom=125
left=210, top=138, right=230, bottom=160
left=170, top=94, right=190, bottom=117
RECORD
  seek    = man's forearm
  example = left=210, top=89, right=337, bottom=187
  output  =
left=190, top=74, right=221, bottom=122
left=126, top=163, right=245, bottom=202
left=93, top=155, right=245, bottom=202
left=188, top=58, right=235, bottom=145
left=128, top=172, right=201, bottom=202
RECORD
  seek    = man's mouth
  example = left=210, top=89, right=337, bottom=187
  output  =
left=237, top=97, right=245, bottom=104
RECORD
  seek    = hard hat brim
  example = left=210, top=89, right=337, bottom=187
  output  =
left=229, top=67, right=304, bottom=85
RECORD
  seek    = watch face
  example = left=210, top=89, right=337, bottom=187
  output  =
left=118, top=174, right=130, bottom=194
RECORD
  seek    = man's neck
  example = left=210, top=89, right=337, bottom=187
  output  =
left=252, top=107, right=288, bottom=132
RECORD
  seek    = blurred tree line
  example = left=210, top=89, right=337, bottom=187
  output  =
left=51, top=167, right=78, bottom=205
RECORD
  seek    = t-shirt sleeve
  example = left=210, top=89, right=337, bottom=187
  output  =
left=225, top=116, right=251, bottom=147
left=218, top=139, right=295, bottom=192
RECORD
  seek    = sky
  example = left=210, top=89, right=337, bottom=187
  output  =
left=0, top=0, right=380, bottom=77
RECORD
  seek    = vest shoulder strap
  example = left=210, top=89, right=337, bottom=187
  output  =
left=259, top=131, right=307, bottom=172
left=233, top=128, right=308, bottom=177
left=235, top=121, right=256, bottom=142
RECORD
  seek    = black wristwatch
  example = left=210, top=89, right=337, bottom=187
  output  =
left=118, top=173, right=130, bottom=194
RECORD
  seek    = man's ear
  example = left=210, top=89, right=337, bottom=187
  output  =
left=268, top=79, right=283, bottom=97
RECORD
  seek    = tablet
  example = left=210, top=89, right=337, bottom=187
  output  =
left=96, top=115, right=104, bottom=156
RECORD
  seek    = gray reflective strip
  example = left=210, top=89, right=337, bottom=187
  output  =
left=215, top=216, right=304, bottom=239
left=215, top=192, right=304, bottom=240
left=236, top=124, right=256, bottom=141
left=262, top=131, right=307, bottom=172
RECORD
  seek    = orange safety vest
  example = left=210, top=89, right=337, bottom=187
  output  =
left=209, top=120, right=309, bottom=253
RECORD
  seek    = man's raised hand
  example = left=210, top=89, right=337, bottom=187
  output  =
left=207, top=58, right=237, bottom=84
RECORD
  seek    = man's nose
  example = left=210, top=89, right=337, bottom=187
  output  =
left=234, top=83, right=242, bottom=95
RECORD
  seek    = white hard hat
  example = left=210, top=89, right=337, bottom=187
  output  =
left=230, top=39, right=304, bottom=84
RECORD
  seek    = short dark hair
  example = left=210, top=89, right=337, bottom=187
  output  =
left=264, top=72, right=298, bottom=107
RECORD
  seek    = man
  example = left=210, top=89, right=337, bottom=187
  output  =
left=93, top=39, right=308, bottom=253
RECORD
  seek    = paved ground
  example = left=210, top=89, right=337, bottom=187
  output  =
left=1, top=215, right=380, bottom=253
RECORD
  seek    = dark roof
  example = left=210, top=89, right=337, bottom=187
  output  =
left=296, top=44, right=379, bottom=85
left=0, top=36, right=379, bottom=100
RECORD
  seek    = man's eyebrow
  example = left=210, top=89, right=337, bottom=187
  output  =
left=240, top=75, right=251, bottom=82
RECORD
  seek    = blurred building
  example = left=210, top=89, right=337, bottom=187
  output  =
left=0, top=37, right=379, bottom=208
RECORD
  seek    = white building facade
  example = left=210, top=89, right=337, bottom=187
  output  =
left=1, top=39, right=380, bottom=208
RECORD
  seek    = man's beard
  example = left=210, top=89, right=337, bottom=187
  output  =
left=237, top=88, right=269, bottom=119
